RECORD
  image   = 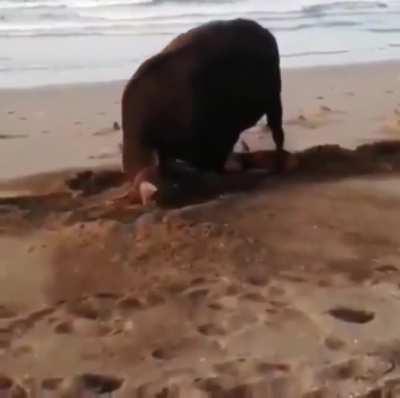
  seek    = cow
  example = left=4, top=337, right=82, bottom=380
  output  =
left=121, top=18, right=285, bottom=184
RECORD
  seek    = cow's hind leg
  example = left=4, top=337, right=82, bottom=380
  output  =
left=267, top=95, right=286, bottom=172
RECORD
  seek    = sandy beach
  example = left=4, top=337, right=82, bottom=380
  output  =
left=0, top=61, right=400, bottom=396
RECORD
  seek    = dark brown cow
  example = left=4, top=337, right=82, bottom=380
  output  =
left=122, top=18, right=285, bottom=181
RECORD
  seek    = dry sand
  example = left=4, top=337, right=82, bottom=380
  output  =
left=0, top=61, right=400, bottom=397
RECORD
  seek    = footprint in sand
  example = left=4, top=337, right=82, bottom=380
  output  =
left=65, top=299, right=100, bottom=320
left=54, top=320, right=74, bottom=334
left=189, top=277, right=207, bottom=286
left=246, top=273, right=269, bottom=287
left=328, top=307, right=375, bottom=324
left=241, top=292, right=267, bottom=303
left=166, top=281, right=189, bottom=295
left=94, top=291, right=121, bottom=300
left=152, top=347, right=175, bottom=360
left=324, top=336, right=346, bottom=351
left=65, top=296, right=114, bottom=321
left=183, top=287, right=210, bottom=302
left=197, top=323, right=226, bottom=337
left=208, top=302, right=224, bottom=311
left=59, top=374, right=123, bottom=397
left=116, top=295, right=143, bottom=313
left=151, top=337, right=203, bottom=362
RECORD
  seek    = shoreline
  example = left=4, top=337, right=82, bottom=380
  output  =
left=0, top=60, right=399, bottom=182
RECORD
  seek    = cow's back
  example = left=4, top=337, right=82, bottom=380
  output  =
left=161, top=19, right=278, bottom=59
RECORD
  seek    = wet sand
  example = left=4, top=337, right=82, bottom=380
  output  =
left=0, top=62, right=400, bottom=397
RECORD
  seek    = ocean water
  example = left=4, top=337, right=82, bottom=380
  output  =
left=1, top=0, right=400, bottom=88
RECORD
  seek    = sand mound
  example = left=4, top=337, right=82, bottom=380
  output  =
left=43, top=140, right=400, bottom=208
